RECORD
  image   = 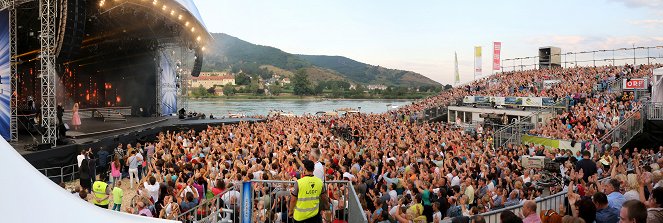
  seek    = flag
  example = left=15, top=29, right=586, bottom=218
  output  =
left=493, top=42, right=501, bottom=71
left=454, top=52, right=460, bottom=84
left=474, top=46, right=482, bottom=77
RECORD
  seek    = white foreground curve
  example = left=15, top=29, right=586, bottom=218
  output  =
left=0, top=139, right=178, bottom=223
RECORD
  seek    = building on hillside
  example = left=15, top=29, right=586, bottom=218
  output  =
left=281, top=78, right=291, bottom=85
left=190, top=75, right=236, bottom=89
left=366, top=84, right=388, bottom=90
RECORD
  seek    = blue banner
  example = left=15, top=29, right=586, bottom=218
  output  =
left=241, top=182, right=252, bottom=223
left=0, top=10, right=11, bottom=140
left=542, top=98, right=557, bottom=106
left=504, top=97, right=522, bottom=105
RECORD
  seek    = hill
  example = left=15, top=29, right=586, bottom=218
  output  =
left=203, top=33, right=440, bottom=87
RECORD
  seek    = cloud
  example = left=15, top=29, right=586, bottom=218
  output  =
left=630, top=19, right=663, bottom=28
left=609, top=0, right=663, bottom=8
left=526, top=35, right=663, bottom=52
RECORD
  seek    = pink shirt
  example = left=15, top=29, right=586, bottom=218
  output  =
left=522, top=213, right=542, bottom=223
left=111, top=162, right=121, bottom=178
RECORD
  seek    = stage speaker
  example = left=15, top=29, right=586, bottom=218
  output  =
left=191, top=47, right=203, bottom=77
left=539, top=46, right=561, bottom=69
left=56, top=0, right=86, bottom=65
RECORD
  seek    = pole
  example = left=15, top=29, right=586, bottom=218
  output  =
left=593, top=51, right=596, bottom=67
left=648, top=47, right=650, bottom=64
left=633, top=43, right=635, bottom=66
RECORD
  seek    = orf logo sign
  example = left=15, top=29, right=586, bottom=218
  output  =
left=623, top=78, right=647, bottom=90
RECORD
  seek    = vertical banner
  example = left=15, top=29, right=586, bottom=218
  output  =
left=241, top=182, right=253, bottom=223
left=0, top=10, right=11, bottom=140
left=493, top=42, right=501, bottom=71
left=454, top=52, right=460, bottom=84
left=474, top=46, right=482, bottom=77
left=159, top=51, right=178, bottom=115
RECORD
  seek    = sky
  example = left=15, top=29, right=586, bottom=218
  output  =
left=192, top=0, right=663, bottom=85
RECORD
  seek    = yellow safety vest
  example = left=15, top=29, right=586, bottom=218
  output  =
left=92, top=181, right=109, bottom=206
left=293, top=176, right=323, bottom=221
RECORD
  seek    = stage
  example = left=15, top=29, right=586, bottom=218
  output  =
left=12, top=116, right=265, bottom=169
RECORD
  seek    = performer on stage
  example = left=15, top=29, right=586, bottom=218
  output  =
left=71, top=103, right=82, bottom=130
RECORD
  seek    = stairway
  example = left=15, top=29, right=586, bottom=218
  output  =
left=93, top=108, right=126, bottom=122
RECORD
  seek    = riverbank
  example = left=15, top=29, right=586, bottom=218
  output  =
left=189, top=93, right=434, bottom=100
left=186, top=99, right=412, bottom=116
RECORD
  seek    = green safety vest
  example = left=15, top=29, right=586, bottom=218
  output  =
left=293, top=176, right=323, bottom=221
left=92, top=181, right=109, bottom=206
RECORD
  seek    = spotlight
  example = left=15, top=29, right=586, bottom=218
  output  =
left=191, top=27, right=195, bottom=32
left=153, top=0, right=157, bottom=5
left=99, top=0, right=105, bottom=7
left=178, top=15, right=183, bottom=20
left=185, top=21, right=190, bottom=26
left=170, top=10, right=175, bottom=16
left=201, top=46, right=206, bottom=51
left=162, top=5, right=167, bottom=11
left=196, top=36, right=201, bottom=41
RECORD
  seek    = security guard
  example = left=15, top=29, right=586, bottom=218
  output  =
left=92, top=175, right=111, bottom=209
left=289, top=159, right=329, bottom=223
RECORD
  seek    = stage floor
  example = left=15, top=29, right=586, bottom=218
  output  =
left=11, top=116, right=264, bottom=156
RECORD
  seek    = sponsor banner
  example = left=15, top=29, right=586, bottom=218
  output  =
left=474, top=46, right=482, bottom=76
left=493, top=42, right=501, bottom=71
left=159, top=51, right=178, bottom=115
left=543, top=79, right=562, bottom=89
left=463, top=96, right=475, bottom=104
left=504, top=97, right=522, bottom=105
left=542, top=98, right=557, bottom=106
left=522, top=97, right=543, bottom=107
left=0, top=10, right=10, bottom=140
left=622, top=78, right=648, bottom=90
left=522, top=135, right=581, bottom=153
left=474, top=96, right=489, bottom=104
left=241, top=182, right=253, bottom=223
left=490, top=96, right=505, bottom=106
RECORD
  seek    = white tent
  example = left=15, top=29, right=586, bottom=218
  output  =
left=0, top=139, right=177, bottom=223
left=653, top=68, right=663, bottom=103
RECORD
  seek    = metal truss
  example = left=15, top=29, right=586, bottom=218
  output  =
left=39, top=0, right=57, bottom=145
left=178, top=46, right=189, bottom=111
left=155, top=51, right=161, bottom=116
left=9, top=0, right=17, bottom=142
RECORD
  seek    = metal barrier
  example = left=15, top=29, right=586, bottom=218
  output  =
left=493, top=107, right=554, bottom=149
left=441, top=190, right=567, bottom=223
left=647, top=102, right=663, bottom=120
left=176, top=184, right=240, bottom=223
left=37, top=163, right=79, bottom=183
left=248, top=180, right=367, bottom=223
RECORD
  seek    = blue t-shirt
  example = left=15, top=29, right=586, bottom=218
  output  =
left=180, top=198, right=199, bottom=212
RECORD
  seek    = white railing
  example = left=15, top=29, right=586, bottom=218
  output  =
left=648, top=102, right=663, bottom=120
left=36, top=163, right=79, bottom=183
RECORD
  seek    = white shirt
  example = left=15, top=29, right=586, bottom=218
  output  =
left=314, top=161, right=325, bottom=181
left=77, top=154, right=85, bottom=167
left=144, top=182, right=160, bottom=202
left=389, top=190, right=398, bottom=204
left=222, top=190, right=241, bottom=205
left=451, top=176, right=461, bottom=187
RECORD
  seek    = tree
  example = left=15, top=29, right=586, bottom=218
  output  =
left=444, top=84, right=453, bottom=90
left=293, top=69, right=311, bottom=96
left=191, top=84, right=209, bottom=97
left=268, top=84, right=282, bottom=96
left=223, top=84, right=235, bottom=96
left=207, top=87, right=216, bottom=95
left=235, top=73, right=251, bottom=85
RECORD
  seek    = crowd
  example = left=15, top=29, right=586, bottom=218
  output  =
left=65, top=63, right=663, bottom=223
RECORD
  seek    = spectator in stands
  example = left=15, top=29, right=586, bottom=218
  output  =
left=647, top=187, right=663, bottom=223
left=576, top=151, right=597, bottom=182
left=605, top=179, right=626, bottom=210
left=520, top=200, right=542, bottom=223
left=500, top=210, right=523, bottom=223
left=619, top=200, right=647, bottom=223
left=593, top=192, right=619, bottom=223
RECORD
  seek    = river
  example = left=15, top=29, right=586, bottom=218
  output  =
left=186, top=99, right=412, bottom=116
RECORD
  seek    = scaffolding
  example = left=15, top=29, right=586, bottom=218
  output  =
left=39, top=0, right=58, bottom=145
